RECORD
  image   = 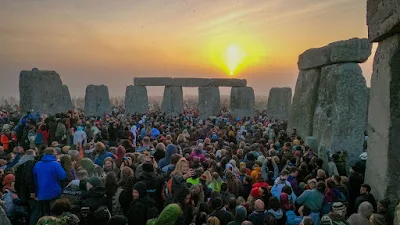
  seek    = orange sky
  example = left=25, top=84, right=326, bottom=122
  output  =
left=0, top=0, right=374, bottom=98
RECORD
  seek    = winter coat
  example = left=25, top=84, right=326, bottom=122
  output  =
left=321, top=212, right=349, bottom=225
left=33, top=154, right=67, bottom=200
left=136, top=170, right=166, bottom=210
left=159, top=145, right=177, bottom=169
left=127, top=196, right=157, bottom=225
left=94, top=152, right=116, bottom=167
left=248, top=211, right=267, bottom=225
left=354, top=194, right=377, bottom=213
left=210, top=209, right=234, bottom=225
left=14, top=155, right=35, bottom=204
left=146, top=203, right=182, bottom=225
left=295, top=189, right=324, bottom=212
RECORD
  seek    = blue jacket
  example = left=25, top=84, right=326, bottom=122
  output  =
left=285, top=210, right=303, bottom=225
left=94, top=152, right=115, bottom=167
left=158, top=144, right=177, bottom=169
left=33, top=154, right=66, bottom=200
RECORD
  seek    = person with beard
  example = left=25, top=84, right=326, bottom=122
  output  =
left=126, top=181, right=158, bottom=225
left=136, top=161, right=166, bottom=210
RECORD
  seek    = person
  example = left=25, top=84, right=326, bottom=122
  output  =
left=321, top=202, right=349, bottom=225
left=82, top=176, right=109, bottom=225
left=209, top=197, right=234, bottom=225
left=248, top=199, right=266, bottom=225
left=347, top=201, right=374, bottom=225
left=227, top=205, right=247, bottom=225
left=267, top=197, right=284, bottom=224
left=94, top=142, right=116, bottom=167
left=369, top=214, right=387, bottom=225
left=146, top=203, right=182, bottom=225
left=169, top=158, right=195, bottom=199
left=288, top=167, right=302, bottom=196
left=296, top=182, right=326, bottom=225
left=354, top=184, right=376, bottom=213
left=1, top=125, right=16, bottom=153
left=14, top=149, right=37, bottom=225
left=73, top=126, right=87, bottom=147
left=377, top=199, right=393, bottom=225
left=158, top=144, right=177, bottom=170
left=107, top=215, right=128, bottom=225
left=33, top=147, right=67, bottom=218
left=137, top=136, right=151, bottom=153
left=126, top=181, right=158, bottom=225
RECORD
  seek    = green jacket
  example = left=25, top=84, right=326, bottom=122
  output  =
left=147, top=204, right=182, bottom=225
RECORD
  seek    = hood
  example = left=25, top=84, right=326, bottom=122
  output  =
left=81, top=158, right=95, bottom=172
left=229, top=159, right=237, bottom=168
left=41, top=154, right=57, bottom=162
left=165, top=144, right=177, bottom=159
left=267, top=209, right=283, bottom=219
left=88, top=186, right=107, bottom=197
left=77, top=126, right=83, bottom=131
left=133, top=181, right=147, bottom=197
left=149, top=203, right=182, bottom=225
left=14, top=154, right=35, bottom=169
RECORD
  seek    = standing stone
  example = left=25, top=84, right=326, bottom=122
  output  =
left=367, top=0, right=400, bottom=42
left=365, top=34, right=400, bottom=201
left=198, top=86, right=220, bottom=118
left=305, top=136, right=319, bottom=153
left=313, top=63, right=368, bottom=167
left=84, top=85, right=111, bottom=117
left=230, top=87, right=255, bottom=118
left=266, top=87, right=292, bottom=120
left=59, top=85, right=73, bottom=112
left=125, top=86, right=149, bottom=114
left=288, top=69, right=321, bottom=137
left=161, top=86, right=183, bottom=116
left=19, top=68, right=70, bottom=115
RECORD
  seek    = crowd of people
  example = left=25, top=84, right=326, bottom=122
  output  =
left=0, top=108, right=394, bottom=225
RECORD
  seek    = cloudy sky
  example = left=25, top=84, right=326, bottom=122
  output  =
left=0, top=0, right=375, bottom=98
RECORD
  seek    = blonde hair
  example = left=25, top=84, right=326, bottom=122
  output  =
left=207, top=216, right=220, bottom=225
left=171, top=158, right=189, bottom=176
left=177, top=134, right=186, bottom=143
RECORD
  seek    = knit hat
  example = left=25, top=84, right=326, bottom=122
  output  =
left=332, top=202, right=347, bottom=215
left=142, top=161, right=154, bottom=173
left=235, top=205, right=247, bottom=222
left=133, top=181, right=147, bottom=197
left=88, top=177, right=103, bottom=188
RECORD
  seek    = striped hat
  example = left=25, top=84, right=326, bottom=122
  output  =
left=332, top=202, right=346, bottom=212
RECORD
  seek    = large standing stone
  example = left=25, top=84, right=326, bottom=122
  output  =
left=125, top=86, right=149, bottom=114
left=19, top=68, right=71, bottom=114
left=198, top=86, right=220, bottom=118
left=288, top=69, right=321, bottom=137
left=84, top=85, right=111, bottom=117
left=367, top=0, right=400, bottom=42
left=161, top=86, right=183, bottom=116
left=59, top=85, right=73, bottom=112
left=298, top=38, right=373, bottom=70
left=230, top=87, right=255, bottom=118
left=313, top=63, right=368, bottom=166
left=365, top=34, right=400, bottom=201
left=266, top=87, right=292, bottom=121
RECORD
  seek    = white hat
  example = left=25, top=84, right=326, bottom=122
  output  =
left=359, top=152, right=367, bottom=160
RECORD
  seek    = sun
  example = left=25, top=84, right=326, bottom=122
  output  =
left=225, top=44, right=246, bottom=76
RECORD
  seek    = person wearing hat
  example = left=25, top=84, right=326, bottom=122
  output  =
left=227, top=205, right=247, bottom=225
left=321, top=202, right=349, bottom=225
left=127, top=181, right=157, bottom=225
left=81, top=176, right=108, bottom=224
left=209, top=197, right=233, bottom=225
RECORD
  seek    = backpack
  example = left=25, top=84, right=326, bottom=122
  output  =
left=161, top=178, right=173, bottom=201
left=35, top=132, right=43, bottom=145
left=146, top=206, right=159, bottom=220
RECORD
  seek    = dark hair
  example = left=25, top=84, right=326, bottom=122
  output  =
left=316, top=182, right=326, bottom=193
left=174, top=188, right=191, bottom=207
left=281, top=185, right=293, bottom=195
left=378, top=199, right=390, bottom=210
left=105, top=172, right=118, bottom=197
left=221, top=183, right=227, bottom=192
left=268, top=197, right=281, bottom=211
left=361, top=184, right=372, bottom=192
left=289, top=167, right=298, bottom=174
left=326, top=179, right=336, bottom=189
left=316, top=158, right=324, bottom=167
left=51, top=198, right=72, bottom=216
left=280, top=169, right=289, bottom=176
left=264, top=213, right=278, bottom=225
left=302, top=217, right=314, bottom=225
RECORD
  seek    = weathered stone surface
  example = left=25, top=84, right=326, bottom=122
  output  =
left=288, top=69, right=321, bottom=137
left=134, top=77, right=173, bottom=86
left=84, top=85, right=111, bottom=117
left=266, top=87, right=292, bottom=120
left=161, top=86, right=183, bottom=116
left=198, top=87, right=220, bottom=118
left=367, top=0, right=400, bottom=42
left=125, top=86, right=149, bottom=114
left=394, top=202, right=400, bottom=225
left=59, top=85, right=73, bottom=112
left=172, top=78, right=211, bottom=87
left=209, top=78, right=247, bottom=87
left=365, top=34, right=400, bottom=201
left=19, top=68, right=71, bottom=114
left=298, top=38, right=373, bottom=70
left=313, top=63, right=368, bottom=167
left=230, top=87, right=255, bottom=118
left=305, top=136, right=319, bottom=153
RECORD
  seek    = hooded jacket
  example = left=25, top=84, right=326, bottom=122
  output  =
left=14, top=154, right=36, bottom=203
left=158, top=144, right=177, bottom=169
left=146, top=203, right=182, bottom=225
left=127, top=181, right=157, bottom=225
left=33, top=154, right=67, bottom=200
